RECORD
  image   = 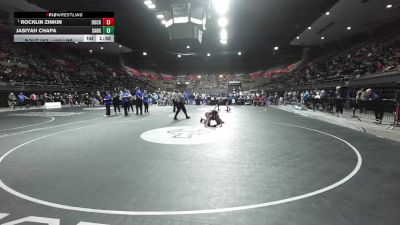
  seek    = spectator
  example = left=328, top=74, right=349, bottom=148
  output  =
left=8, top=92, right=16, bottom=109
left=143, top=90, right=149, bottom=114
left=29, top=93, right=38, bottom=107
left=104, top=91, right=112, bottom=117
left=366, top=88, right=384, bottom=124
left=17, top=92, right=28, bottom=107
left=135, top=87, right=143, bottom=115
left=335, top=86, right=346, bottom=116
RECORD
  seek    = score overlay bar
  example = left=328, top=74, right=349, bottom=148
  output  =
left=14, top=34, right=114, bottom=43
left=13, top=12, right=115, bottom=43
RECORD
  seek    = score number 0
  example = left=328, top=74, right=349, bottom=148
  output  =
left=102, top=18, right=115, bottom=26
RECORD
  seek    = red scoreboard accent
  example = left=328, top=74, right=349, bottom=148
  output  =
left=102, top=18, right=115, bottom=26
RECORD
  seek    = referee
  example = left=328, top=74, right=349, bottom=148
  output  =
left=174, top=89, right=191, bottom=120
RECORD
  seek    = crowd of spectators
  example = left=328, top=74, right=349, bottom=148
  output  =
left=252, top=32, right=400, bottom=92
left=0, top=34, right=155, bottom=93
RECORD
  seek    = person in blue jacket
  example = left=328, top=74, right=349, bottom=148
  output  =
left=104, top=91, right=113, bottom=117
left=143, top=90, right=149, bottom=113
left=17, top=92, right=28, bottom=107
left=135, top=87, right=143, bottom=115
left=121, top=89, right=133, bottom=116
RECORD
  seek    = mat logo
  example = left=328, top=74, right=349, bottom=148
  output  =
left=0, top=213, right=108, bottom=225
left=141, top=126, right=217, bottom=145
left=167, top=129, right=209, bottom=139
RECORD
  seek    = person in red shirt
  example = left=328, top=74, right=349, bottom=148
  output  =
left=30, top=93, right=37, bottom=107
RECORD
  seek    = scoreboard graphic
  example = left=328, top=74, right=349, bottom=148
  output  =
left=13, top=12, right=115, bottom=43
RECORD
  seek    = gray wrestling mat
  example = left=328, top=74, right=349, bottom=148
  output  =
left=0, top=105, right=399, bottom=225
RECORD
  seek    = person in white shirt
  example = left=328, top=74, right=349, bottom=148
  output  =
left=171, top=90, right=177, bottom=112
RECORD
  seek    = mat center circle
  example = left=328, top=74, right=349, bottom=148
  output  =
left=140, top=126, right=221, bottom=145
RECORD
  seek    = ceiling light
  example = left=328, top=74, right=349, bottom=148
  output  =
left=207, top=53, right=211, bottom=57
left=347, top=26, right=352, bottom=30
left=325, top=12, right=330, bottom=15
left=220, top=29, right=228, bottom=40
left=178, top=54, right=181, bottom=58
left=89, top=49, right=93, bottom=53
left=308, top=27, right=312, bottom=30
left=144, top=0, right=152, bottom=5
left=100, top=46, right=104, bottom=50
left=220, top=39, right=227, bottom=45
left=274, top=46, right=279, bottom=51
left=186, top=45, right=190, bottom=49
left=197, top=75, right=202, bottom=78
left=212, top=0, right=230, bottom=15
left=218, top=17, right=228, bottom=28
left=296, top=36, right=300, bottom=39
left=143, top=52, right=147, bottom=56
left=148, top=4, right=156, bottom=9
left=321, top=36, right=325, bottom=40
left=238, top=51, right=242, bottom=55
left=156, top=14, right=164, bottom=19
left=219, top=75, right=224, bottom=78
left=386, top=4, right=393, bottom=8
left=118, top=45, right=122, bottom=48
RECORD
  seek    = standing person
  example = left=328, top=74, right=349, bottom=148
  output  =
left=112, top=92, right=121, bottom=115
left=303, top=91, right=310, bottom=108
left=74, top=92, right=80, bottom=105
left=67, top=93, right=74, bottom=106
left=171, top=90, right=177, bottom=112
left=30, top=93, right=38, bottom=107
left=214, top=97, right=221, bottom=111
left=39, top=93, right=45, bottom=106
left=84, top=93, right=90, bottom=106
left=184, top=91, right=190, bottom=105
left=366, top=88, right=384, bottom=124
left=8, top=93, right=16, bottom=109
left=335, top=86, right=345, bottom=116
left=225, top=96, right=231, bottom=112
left=143, top=90, right=149, bottom=114
left=354, top=88, right=364, bottom=114
left=174, top=89, right=191, bottom=120
left=327, top=90, right=335, bottom=113
left=104, top=91, right=112, bottom=117
left=121, top=90, right=133, bottom=116
left=135, top=87, right=143, bottom=115
left=360, top=88, right=367, bottom=113
left=320, top=90, right=327, bottom=112
left=189, top=93, right=195, bottom=105
left=128, top=90, right=134, bottom=114
left=17, top=92, right=28, bottom=108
